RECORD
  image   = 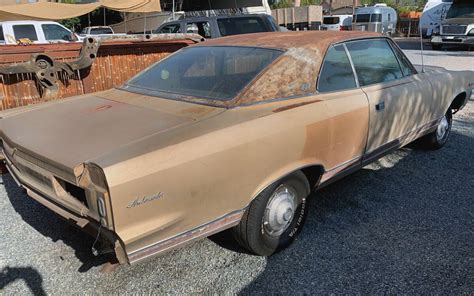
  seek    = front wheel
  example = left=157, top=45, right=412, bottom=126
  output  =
left=232, top=171, right=310, bottom=256
left=418, top=109, right=452, bottom=150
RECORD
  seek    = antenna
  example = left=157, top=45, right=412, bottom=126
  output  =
left=419, top=24, right=425, bottom=73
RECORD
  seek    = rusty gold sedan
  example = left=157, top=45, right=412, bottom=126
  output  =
left=1, top=31, right=472, bottom=265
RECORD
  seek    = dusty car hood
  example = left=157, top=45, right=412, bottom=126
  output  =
left=0, top=89, right=224, bottom=172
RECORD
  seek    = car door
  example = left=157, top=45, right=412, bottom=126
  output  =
left=345, top=38, right=432, bottom=159
left=316, top=44, right=370, bottom=179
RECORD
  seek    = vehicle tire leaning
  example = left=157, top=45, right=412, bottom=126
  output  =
left=233, top=171, right=310, bottom=256
left=418, top=108, right=452, bottom=150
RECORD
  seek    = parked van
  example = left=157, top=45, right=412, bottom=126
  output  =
left=0, top=21, right=78, bottom=45
left=352, top=4, right=398, bottom=35
left=321, top=15, right=353, bottom=31
left=420, top=0, right=453, bottom=38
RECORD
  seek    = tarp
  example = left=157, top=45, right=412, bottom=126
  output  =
left=0, top=0, right=161, bottom=21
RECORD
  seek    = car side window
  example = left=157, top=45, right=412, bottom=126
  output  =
left=157, top=24, right=181, bottom=34
left=217, top=17, right=266, bottom=37
left=186, top=22, right=211, bottom=38
left=388, top=40, right=417, bottom=77
left=42, top=24, right=72, bottom=41
left=346, top=39, right=403, bottom=86
left=317, top=44, right=357, bottom=92
left=13, top=24, right=38, bottom=41
left=0, top=25, right=4, bottom=43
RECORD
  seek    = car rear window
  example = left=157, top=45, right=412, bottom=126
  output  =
left=90, top=27, right=113, bottom=34
left=13, top=24, right=38, bottom=41
left=125, top=46, right=282, bottom=101
left=323, top=17, right=340, bottom=25
left=217, top=17, right=266, bottom=36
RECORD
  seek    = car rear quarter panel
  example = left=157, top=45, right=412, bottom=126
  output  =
left=102, top=89, right=369, bottom=259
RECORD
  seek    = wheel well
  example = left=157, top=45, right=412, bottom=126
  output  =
left=450, top=92, right=467, bottom=114
left=301, top=165, right=325, bottom=191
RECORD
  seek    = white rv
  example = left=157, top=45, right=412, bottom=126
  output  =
left=420, top=0, right=453, bottom=38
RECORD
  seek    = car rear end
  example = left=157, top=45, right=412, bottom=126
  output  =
left=1, top=133, right=125, bottom=263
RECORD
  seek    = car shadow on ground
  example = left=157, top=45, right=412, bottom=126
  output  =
left=2, top=176, right=111, bottom=273
left=238, top=130, right=474, bottom=294
left=0, top=266, right=46, bottom=296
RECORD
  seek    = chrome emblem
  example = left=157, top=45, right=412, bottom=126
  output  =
left=127, top=192, right=164, bottom=208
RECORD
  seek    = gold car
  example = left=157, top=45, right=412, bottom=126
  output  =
left=1, top=31, right=472, bottom=265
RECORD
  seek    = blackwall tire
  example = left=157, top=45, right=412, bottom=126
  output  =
left=419, top=109, right=452, bottom=150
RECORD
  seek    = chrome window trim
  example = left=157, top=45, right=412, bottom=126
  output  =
left=386, top=38, right=418, bottom=76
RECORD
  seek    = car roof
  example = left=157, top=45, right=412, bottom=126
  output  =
left=0, top=20, right=59, bottom=25
left=186, top=31, right=384, bottom=106
left=195, top=31, right=381, bottom=51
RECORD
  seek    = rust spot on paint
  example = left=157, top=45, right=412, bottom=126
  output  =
left=272, top=99, right=322, bottom=113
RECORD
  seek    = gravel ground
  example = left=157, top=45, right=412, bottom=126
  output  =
left=1, top=49, right=473, bottom=295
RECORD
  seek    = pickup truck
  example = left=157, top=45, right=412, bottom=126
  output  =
left=0, top=20, right=78, bottom=45
left=430, top=0, right=474, bottom=49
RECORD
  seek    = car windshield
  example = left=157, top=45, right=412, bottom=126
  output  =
left=446, top=2, right=474, bottom=19
left=323, top=17, right=340, bottom=25
left=125, top=46, right=282, bottom=101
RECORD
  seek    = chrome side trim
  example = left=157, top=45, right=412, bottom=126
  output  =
left=127, top=209, right=245, bottom=264
left=320, top=156, right=362, bottom=184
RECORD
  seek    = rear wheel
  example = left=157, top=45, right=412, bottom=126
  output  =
left=431, top=43, right=442, bottom=50
left=418, top=109, right=452, bottom=150
left=233, top=171, right=310, bottom=256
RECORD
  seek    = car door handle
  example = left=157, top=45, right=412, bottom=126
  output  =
left=375, top=101, right=385, bottom=111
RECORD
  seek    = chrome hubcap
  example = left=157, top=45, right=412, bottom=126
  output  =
left=436, top=116, right=449, bottom=142
left=263, top=185, right=297, bottom=237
